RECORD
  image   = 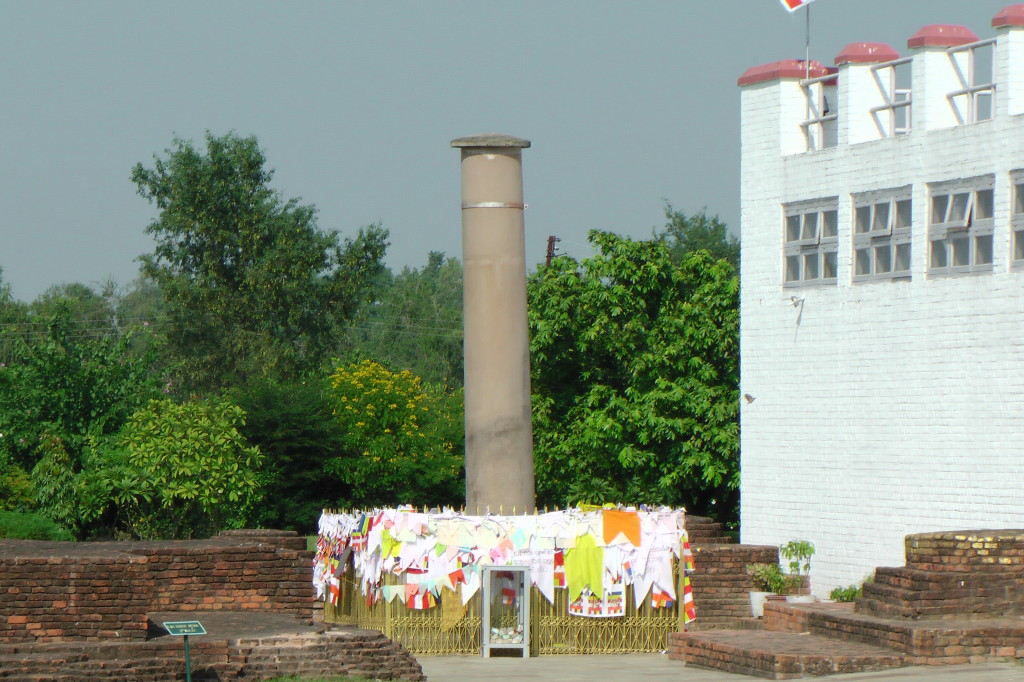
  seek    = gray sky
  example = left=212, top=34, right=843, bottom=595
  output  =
left=0, top=0, right=1007, bottom=301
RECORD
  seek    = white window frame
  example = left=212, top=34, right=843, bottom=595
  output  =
left=928, top=177, right=995, bottom=277
left=1012, top=171, right=1024, bottom=269
left=800, top=74, right=838, bottom=151
left=852, top=187, right=913, bottom=282
left=948, top=38, right=996, bottom=125
left=784, top=199, right=839, bottom=287
left=870, top=58, right=912, bottom=137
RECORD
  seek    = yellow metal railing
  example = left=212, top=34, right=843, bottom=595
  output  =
left=324, top=561, right=682, bottom=656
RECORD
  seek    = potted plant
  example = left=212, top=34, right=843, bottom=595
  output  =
left=780, top=540, right=815, bottom=603
left=746, top=562, right=789, bottom=617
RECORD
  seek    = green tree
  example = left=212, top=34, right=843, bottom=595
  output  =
left=132, top=132, right=389, bottom=391
left=0, top=309, right=162, bottom=474
left=116, top=275, right=165, bottom=330
left=656, top=203, right=739, bottom=269
left=528, top=231, right=739, bottom=520
left=346, top=252, right=464, bottom=386
left=30, top=282, right=117, bottom=339
left=233, top=378, right=350, bottom=532
left=0, top=267, right=29, bottom=366
left=326, top=359, right=464, bottom=508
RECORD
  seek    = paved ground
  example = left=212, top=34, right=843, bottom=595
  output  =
left=141, top=612, right=1024, bottom=681
left=417, top=654, right=1024, bottom=681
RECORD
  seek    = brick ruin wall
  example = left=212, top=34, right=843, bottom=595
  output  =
left=858, top=529, right=1024, bottom=621
left=0, top=529, right=315, bottom=642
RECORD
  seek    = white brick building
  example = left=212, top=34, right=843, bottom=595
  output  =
left=738, top=7, right=1024, bottom=596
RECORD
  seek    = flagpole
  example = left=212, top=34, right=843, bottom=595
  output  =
left=805, top=4, right=810, bottom=79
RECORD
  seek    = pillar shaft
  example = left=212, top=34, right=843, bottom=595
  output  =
left=451, top=134, right=535, bottom=514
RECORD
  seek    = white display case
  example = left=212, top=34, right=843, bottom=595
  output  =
left=480, top=565, right=529, bottom=657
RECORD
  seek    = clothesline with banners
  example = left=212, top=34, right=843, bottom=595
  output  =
left=314, top=506, right=697, bottom=624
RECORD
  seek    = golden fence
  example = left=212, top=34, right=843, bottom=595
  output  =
left=324, top=561, right=683, bottom=655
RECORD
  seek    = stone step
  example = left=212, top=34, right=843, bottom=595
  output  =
left=767, top=601, right=1024, bottom=665
left=860, top=575, right=1024, bottom=620
left=685, top=516, right=733, bottom=544
left=688, top=617, right=758, bottom=631
left=668, top=629, right=904, bottom=679
left=872, top=565, right=1024, bottom=592
left=854, top=597, right=918, bottom=620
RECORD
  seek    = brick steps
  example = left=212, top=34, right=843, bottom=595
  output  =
left=686, top=516, right=733, bottom=544
left=672, top=529, right=1024, bottom=677
left=856, top=531, right=1024, bottom=621
left=791, top=603, right=1024, bottom=664
left=689, top=543, right=778, bottom=630
left=668, top=629, right=904, bottom=680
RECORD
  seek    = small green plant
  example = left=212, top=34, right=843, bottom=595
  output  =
left=780, top=539, right=815, bottom=576
left=746, top=562, right=789, bottom=593
left=0, top=511, right=74, bottom=541
left=829, top=584, right=862, bottom=602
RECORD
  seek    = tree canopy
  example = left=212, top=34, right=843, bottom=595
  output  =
left=528, top=231, right=740, bottom=518
left=656, top=203, right=739, bottom=269
left=346, top=251, right=463, bottom=386
left=132, top=132, right=389, bottom=390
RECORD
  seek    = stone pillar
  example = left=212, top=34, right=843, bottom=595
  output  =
left=451, top=133, right=535, bottom=514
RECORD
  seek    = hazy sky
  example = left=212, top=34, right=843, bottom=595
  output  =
left=0, top=0, right=1007, bottom=301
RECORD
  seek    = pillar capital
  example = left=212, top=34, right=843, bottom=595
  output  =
left=451, top=133, right=531, bottom=149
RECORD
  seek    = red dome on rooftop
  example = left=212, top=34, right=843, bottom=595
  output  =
left=835, top=43, right=900, bottom=66
left=993, top=4, right=1024, bottom=28
left=738, top=60, right=833, bottom=87
left=908, top=24, right=979, bottom=49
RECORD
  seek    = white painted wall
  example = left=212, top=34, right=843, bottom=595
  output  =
left=739, top=28, right=1024, bottom=597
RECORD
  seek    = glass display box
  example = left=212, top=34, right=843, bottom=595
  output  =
left=480, top=565, right=529, bottom=657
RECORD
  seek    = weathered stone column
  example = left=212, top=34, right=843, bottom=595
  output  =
left=451, top=133, right=535, bottom=514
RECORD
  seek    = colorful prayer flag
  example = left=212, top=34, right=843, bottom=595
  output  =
left=779, top=0, right=817, bottom=12
left=682, top=575, right=697, bottom=624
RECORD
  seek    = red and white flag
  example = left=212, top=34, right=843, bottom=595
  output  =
left=780, top=0, right=817, bottom=11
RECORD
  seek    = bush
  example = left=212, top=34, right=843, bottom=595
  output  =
left=0, top=453, right=33, bottom=511
left=829, top=584, right=862, bottom=602
left=118, top=397, right=264, bottom=539
left=0, top=511, right=73, bottom=541
left=746, top=562, right=790, bottom=593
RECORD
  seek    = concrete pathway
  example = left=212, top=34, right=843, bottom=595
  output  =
left=417, top=654, right=1024, bottom=681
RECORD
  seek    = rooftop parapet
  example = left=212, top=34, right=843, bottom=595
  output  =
left=739, top=6, right=1024, bottom=155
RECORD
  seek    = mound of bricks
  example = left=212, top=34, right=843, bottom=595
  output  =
left=0, top=627, right=425, bottom=681
left=0, top=530, right=314, bottom=642
left=0, top=532, right=426, bottom=680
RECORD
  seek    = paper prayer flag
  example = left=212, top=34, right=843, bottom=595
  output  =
left=779, top=0, right=817, bottom=11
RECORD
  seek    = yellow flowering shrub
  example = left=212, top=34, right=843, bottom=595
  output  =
left=327, top=360, right=463, bottom=507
